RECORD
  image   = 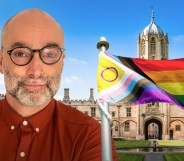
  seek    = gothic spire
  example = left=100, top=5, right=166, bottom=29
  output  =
left=151, top=7, right=155, bottom=23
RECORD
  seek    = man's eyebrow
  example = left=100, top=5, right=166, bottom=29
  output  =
left=11, top=42, right=28, bottom=49
left=10, top=42, right=61, bottom=49
left=45, top=42, right=60, bottom=47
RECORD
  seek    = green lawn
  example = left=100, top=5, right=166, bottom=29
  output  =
left=158, top=140, right=184, bottom=147
left=118, top=153, right=144, bottom=161
left=116, top=140, right=184, bottom=161
left=164, top=153, right=184, bottom=161
left=115, top=140, right=149, bottom=148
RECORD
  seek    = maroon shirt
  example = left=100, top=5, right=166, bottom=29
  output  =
left=0, top=98, right=117, bottom=161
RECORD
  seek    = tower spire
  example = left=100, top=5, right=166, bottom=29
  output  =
left=151, top=7, right=154, bottom=23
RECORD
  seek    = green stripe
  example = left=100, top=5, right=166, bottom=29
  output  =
left=172, top=95, right=184, bottom=106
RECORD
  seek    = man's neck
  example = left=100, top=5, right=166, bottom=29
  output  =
left=5, top=93, right=50, bottom=118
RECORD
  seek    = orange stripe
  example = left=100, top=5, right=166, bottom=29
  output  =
left=145, top=70, right=184, bottom=83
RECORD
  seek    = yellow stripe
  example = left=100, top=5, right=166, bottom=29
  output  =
left=97, top=54, right=125, bottom=92
left=157, top=82, right=184, bottom=95
left=145, top=70, right=184, bottom=83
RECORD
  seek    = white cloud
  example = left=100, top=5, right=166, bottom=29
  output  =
left=62, top=75, right=83, bottom=85
left=67, top=57, right=88, bottom=64
left=173, top=35, right=184, bottom=43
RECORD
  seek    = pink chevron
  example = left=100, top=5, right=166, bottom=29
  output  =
left=99, top=72, right=139, bottom=101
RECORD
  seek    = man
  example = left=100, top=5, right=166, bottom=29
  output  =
left=0, top=8, right=117, bottom=161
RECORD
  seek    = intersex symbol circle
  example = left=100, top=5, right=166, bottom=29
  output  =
left=101, top=67, right=118, bottom=82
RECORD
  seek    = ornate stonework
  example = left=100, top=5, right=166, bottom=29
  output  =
left=61, top=88, right=184, bottom=140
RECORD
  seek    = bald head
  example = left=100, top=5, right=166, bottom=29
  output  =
left=1, top=8, right=64, bottom=48
left=0, top=9, right=66, bottom=109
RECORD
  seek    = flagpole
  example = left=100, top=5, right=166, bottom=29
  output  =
left=97, top=37, right=113, bottom=161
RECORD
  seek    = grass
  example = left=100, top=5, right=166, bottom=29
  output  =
left=118, top=153, right=144, bottom=161
left=115, top=140, right=149, bottom=148
left=158, top=140, right=184, bottom=147
left=115, top=140, right=184, bottom=161
left=164, top=153, right=184, bottom=161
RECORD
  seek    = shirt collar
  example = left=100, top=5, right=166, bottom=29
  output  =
left=1, top=98, right=55, bottom=133
left=28, top=99, right=55, bottom=133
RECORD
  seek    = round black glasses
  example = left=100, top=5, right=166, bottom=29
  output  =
left=7, top=45, right=66, bottom=66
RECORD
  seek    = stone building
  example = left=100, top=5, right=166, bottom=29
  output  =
left=61, top=11, right=184, bottom=140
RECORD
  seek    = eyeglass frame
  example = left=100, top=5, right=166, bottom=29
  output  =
left=6, top=45, right=66, bottom=66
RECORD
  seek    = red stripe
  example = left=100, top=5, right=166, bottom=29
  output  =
left=131, top=58, right=184, bottom=71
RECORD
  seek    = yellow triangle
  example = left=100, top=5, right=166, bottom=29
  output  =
left=97, top=54, right=125, bottom=92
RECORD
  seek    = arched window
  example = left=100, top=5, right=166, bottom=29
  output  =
left=150, top=37, right=156, bottom=55
left=161, top=39, right=165, bottom=59
left=141, top=39, right=145, bottom=56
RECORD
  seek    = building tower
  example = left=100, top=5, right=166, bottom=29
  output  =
left=138, top=10, right=169, bottom=60
left=89, top=88, right=94, bottom=101
left=137, top=10, right=170, bottom=140
left=63, top=88, right=70, bottom=102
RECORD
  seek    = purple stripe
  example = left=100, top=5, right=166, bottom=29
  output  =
left=134, top=89, right=182, bottom=108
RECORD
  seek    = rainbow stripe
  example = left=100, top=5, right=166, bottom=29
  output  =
left=97, top=52, right=184, bottom=109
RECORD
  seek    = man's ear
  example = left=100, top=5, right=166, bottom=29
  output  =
left=62, top=53, right=66, bottom=60
left=0, top=49, right=4, bottom=74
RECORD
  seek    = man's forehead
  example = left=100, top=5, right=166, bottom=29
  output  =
left=7, top=9, right=59, bottom=28
left=2, top=9, right=64, bottom=48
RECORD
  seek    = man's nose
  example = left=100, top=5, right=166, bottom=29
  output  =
left=26, top=52, right=44, bottom=79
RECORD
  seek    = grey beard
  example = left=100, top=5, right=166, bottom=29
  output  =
left=4, top=71, right=61, bottom=106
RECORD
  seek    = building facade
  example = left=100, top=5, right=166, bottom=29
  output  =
left=61, top=11, right=184, bottom=140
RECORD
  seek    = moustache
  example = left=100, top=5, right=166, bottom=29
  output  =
left=17, top=77, right=50, bottom=86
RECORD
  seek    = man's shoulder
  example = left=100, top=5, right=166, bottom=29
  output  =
left=54, top=99, right=100, bottom=127
left=0, top=98, right=5, bottom=104
left=0, top=98, right=5, bottom=111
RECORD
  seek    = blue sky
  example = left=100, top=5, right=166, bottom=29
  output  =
left=0, top=0, right=184, bottom=100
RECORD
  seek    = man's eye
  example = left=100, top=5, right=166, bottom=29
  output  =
left=45, top=52, right=57, bottom=58
left=13, top=51, right=29, bottom=57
